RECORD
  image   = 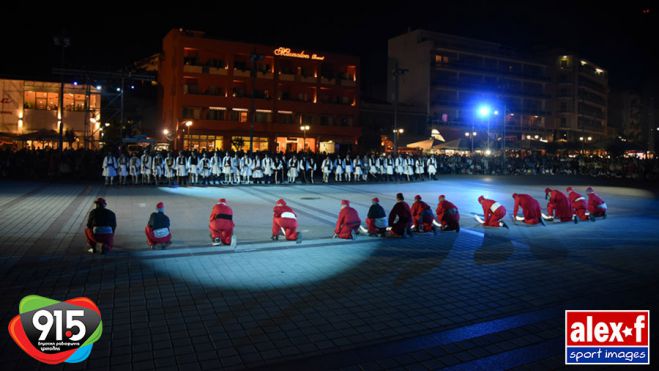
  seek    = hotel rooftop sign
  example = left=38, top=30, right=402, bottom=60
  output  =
left=274, top=47, right=325, bottom=61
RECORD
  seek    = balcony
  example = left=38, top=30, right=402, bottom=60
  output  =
left=233, top=69, right=250, bottom=78
left=320, top=77, right=336, bottom=85
left=278, top=73, right=295, bottom=82
left=301, top=75, right=317, bottom=84
left=257, top=71, right=274, bottom=79
left=340, top=79, right=356, bottom=87
left=209, top=67, right=228, bottom=76
left=183, top=65, right=202, bottom=74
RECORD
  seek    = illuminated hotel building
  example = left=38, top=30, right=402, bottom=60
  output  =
left=0, top=78, right=101, bottom=148
left=388, top=30, right=610, bottom=144
left=159, top=29, right=360, bottom=153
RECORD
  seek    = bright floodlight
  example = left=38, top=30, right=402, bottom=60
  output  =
left=477, top=105, right=491, bottom=118
left=185, top=120, right=193, bottom=127
left=163, top=129, right=170, bottom=135
left=485, top=149, right=492, bottom=156
left=493, top=110, right=499, bottom=115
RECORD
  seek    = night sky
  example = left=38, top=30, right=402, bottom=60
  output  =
left=1, top=1, right=656, bottom=95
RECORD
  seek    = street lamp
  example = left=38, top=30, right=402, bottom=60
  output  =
left=393, top=128, right=404, bottom=152
left=185, top=120, right=193, bottom=150
left=300, top=125, right=310, bottom=151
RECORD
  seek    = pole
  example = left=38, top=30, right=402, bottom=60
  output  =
left=502, top=104, right=506, bottom=173
left=57, top=43, right=65, bottom=153
left=249, top=52, right=259, bottom=155
left=393, top=62, right=399, bottom=155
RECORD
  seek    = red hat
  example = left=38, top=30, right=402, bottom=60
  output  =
left=276, top=198, right=286, bottom=206
left=372, top=197, right=379, bottom=203
left=218, top=198, right=227, bottom=203
left=438, top=194, right=445, bottom=200
left=94, top=197, right=106, bottom=206
left=414, top=194, right=421, bottom=200
left=566, top=187, right=573, bottom=193
left=544, top=187, right=552, bottom=194
left=341, top=199, right=350, bottom=206
left=512, top=193, right=518, bottom=199
left=586, top=186, right=594, bottom=193
left=156, top=202, right=164, bottom=209
left=478, top=195, right=484, bottom=203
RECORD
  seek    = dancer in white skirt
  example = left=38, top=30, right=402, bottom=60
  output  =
left=152, top=152, right=164, bottom=186
left=175, top=151, right=188, bottom=186
left=210, top=152, right=222, bottom=185
left=188, top=151, right=199, bottom=185
left=117, top=153, right=129, bottom=185
left=415, top=157, right=424, bottom=181
left=344, top=155, right=353, bottom=182
left=334, top=156, right=344, bottom=182
left=199, top=153, right=211, bottom=185
left=427, top=155, right=437, bottom=180
left=140, top=150, right=152, bottom=185
left=353, top=157, right=363, bottom=182
left=222, top=153, right=232, bottom=185
left=231, top=153, right=240, bottom=185
left=241, top=154, right=253, bottom=184
left=164, top=152, right=175, bottom=185
left=129, top=152, right=141, bottom=185
left=102, top=152, right=118, bottom=185
left=287, top=155, right=298, bottom=183
left=322, top=156, right=332, bottom=183
left=262, top=153, right=274, bottom=184
left=252, top=155, right=264, bottom=184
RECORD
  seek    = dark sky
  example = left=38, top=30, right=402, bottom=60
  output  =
left=1, top=1, right=656, bottom=95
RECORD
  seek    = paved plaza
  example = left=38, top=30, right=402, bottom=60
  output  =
left=1, top=177, right=658, bottom=370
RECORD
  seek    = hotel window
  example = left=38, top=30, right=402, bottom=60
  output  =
left=182, top=107, right=201, bottom=119
left=320, top=115, right=335, bottom=126
left=255, top=111, right=272, bottom=123
left=233, top=136, right=268, bottom=151
left=23, top=91, right=36, bottom=109
left=339, top=117, right=353, bottom=127
left=301, top=114, right=313, bottom=124
left=35, top=92, right=48, bottom=110
left=206, top=108, right=225, bottom=121
left=434, top=54, right=449, bottom=65
left=277, top=112, right=294, bottom=124
left=230, top=109, right=249, bottom=123
left=560, top=117, right=567, bottom=127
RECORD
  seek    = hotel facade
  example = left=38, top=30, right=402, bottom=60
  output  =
left=159, top=29, right=360, bottom=153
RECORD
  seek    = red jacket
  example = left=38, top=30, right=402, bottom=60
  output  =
left=481, top=198, right=505, bottom=224
left=513, top=194, right=541, bottom=219
left=389, top=201, right=412, bottom=226
left=411, top=200, right=432, bottom=221
left=335, top=206, right=361, bottom=234
left=548, top=190, right=571, bottom=219
left=588, top=192, right=606, bottom=210
left=567, top=190, right=587, bottom=210
left=274, top=204, right=296, bottom=219
left=436, top=200, right=458, bottom=221
left=210, top=202, right=234, bottom=229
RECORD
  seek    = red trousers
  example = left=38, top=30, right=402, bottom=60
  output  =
left=337, top=222, right=360, bottom=239
left=439, top=209, right=460, bottom=231
left=273, top=217, right=298, bottom=240
left=485, top=208, right=506, bottom=227
left=573, top=201, right=589, bottom=221
left=366, top=218, right=386, bottom=234
left=547, top=203, right=572, bottom=222
left=85, top=228, right=114, bottom=250
left=145, top=226, right=172, bottom=246
left=209, top=220, right=233, bottom=245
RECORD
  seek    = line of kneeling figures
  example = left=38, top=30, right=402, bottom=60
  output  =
left=84, top=186, right=608, bottom=254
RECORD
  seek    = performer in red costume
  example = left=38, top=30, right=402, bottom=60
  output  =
left=511, top=193, right=544, bottom=225
left=435, top=195, right=460, bottom=232
left=544, top=187, right=572, bottom=222
left=209, top=198, right=236, bottom=247
left=334, top=200, right=361, bottom=239
left=586, top=186, right=607, bottom=218
left=477, top=195, right=508, bottom=228
left=272, top=199, right=302, bottom=243
left=411, top=195, right=435, bottom=233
